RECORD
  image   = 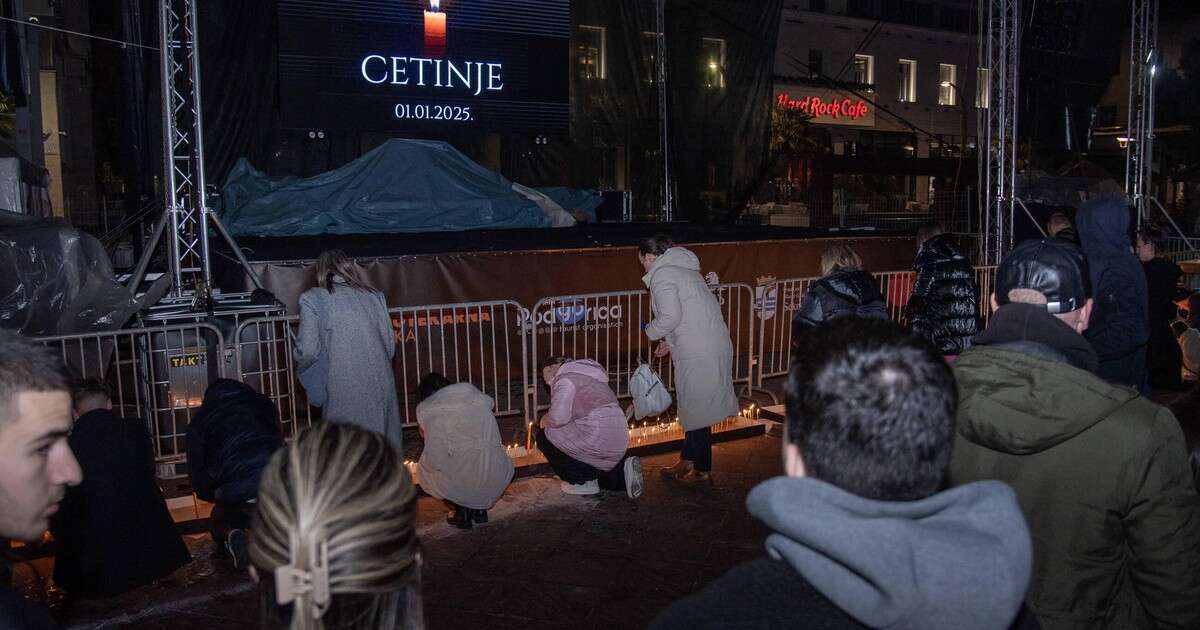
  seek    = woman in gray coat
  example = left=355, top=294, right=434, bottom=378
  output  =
left=639, top=235, right=739, bottom=484
left=295, top=250, right=402, bottom=447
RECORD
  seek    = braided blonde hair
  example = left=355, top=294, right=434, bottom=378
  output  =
left=250, top=421, right=423, bottom=630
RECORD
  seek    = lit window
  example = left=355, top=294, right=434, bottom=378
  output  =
left=852, top=54, right=874, bottom=85
left=938, top=64, right=956, bottom=105
left=808, top=49, right=823, bottom=78
left=898, top=59, right=917, bottom=102
left=976, top=68, right=990, bottom=108
left=642, top=32, right=660, bottom=84
left=704, top=37, right=727, bottom=88
left=577, top=26, right=606, bottom=80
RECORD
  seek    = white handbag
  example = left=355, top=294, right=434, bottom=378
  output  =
left=627, top=362, right=672, bottom=420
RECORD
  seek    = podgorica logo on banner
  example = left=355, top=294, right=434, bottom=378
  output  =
left=520, top=301, right=624, bottom=335
left=754, top=275, right=777, bottom=321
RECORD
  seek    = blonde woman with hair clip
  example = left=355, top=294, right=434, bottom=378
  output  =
left=295, top=250, right=402, bottom=447
left=249, top=421, right=424, bottom=630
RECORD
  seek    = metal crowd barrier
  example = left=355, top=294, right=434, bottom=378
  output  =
left=34, top=322, right=228, bottom=468
left=392, top=301, right=528, bottom=428
left=27, top=265, right=1003, bottom=473
left=526, top=283, right=759, bottom=415
left=234, top=300, right=528, bottom=434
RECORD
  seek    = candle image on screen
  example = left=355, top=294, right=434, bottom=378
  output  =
left=423, top=0, right=446, bottom=56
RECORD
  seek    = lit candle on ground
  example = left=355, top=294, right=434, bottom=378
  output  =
left=424, top=0, right=446, bottom=55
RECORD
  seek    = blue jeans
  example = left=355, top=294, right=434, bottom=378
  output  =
left=682, top=427, right=712, bottom=472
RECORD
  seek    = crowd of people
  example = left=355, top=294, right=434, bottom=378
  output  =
left=2, top=201, right=1200, bottom=629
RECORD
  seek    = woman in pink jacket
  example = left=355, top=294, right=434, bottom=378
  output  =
left=538, top=357, right=644, bottom=498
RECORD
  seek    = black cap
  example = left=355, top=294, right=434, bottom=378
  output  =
left=995, top=238, right=1091, bottom=314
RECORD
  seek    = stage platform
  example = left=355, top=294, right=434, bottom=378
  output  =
left=215, top=223, right=921, bottom=313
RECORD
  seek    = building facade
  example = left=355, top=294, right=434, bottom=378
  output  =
left=771, top=0, right=983, bottom=226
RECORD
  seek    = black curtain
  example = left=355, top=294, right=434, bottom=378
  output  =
left=197, top=0, right=280, bottom=185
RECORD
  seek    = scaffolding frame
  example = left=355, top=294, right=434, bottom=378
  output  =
left=128, top=0, right=259, bottom=298
left=1124, top=0, right=1158, bottom=225
left=977, top=0, right=1021, bottom=265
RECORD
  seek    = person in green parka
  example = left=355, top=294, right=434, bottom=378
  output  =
left=949, top=237, right=1200, bottom=630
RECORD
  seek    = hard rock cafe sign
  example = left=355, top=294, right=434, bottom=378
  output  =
left=774, top=86, right=876, bottom=127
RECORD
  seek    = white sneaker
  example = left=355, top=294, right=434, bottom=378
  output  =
left=624, top=456, right=644, bottom=499
left=561, top=479, right=600, bottom=495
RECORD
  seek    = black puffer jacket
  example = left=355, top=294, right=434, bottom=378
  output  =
left=186, top=379, right=283, bottom=504
left=792, top=269, right=888, bottom=341
left=909, top=234, right=978, bottom=355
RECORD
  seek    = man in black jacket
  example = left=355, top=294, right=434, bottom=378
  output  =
left=186, top=379, right=282, bottom=569
left=49, top=379, right=190, bottom=598
left=1075, top=197, right=1149, bottom=390
left=908, top=221, right=979, bottom=355
left=649, top=319, right=1035, bottom=630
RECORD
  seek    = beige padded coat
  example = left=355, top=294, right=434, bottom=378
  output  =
left=642, top=247, right=739, bottom=431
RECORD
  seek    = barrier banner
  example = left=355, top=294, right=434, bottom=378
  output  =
left=251, top=236, right=920, bottom=315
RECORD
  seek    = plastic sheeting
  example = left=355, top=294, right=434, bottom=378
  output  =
left=0, top=212, right=140, bottom=336
left=220, top=139, right=604, bottom=236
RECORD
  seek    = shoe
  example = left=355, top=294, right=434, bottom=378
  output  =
left=624, top=457, right=644, bottom=499
left=659, top=459, right=693, bottom=479
left=561, top=480, right=600, bottom=495
left=677, top=470, right=714, bottom=485
left=226, top=529, right=249, bottom=570
left=444, top=502, right=473, bottom=529
left=470, top=509, right=489, bottom=524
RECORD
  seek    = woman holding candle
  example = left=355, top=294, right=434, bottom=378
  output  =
left=414, top=372, right=514, bottom=529
left=538, top=356, right=643, bottom=498
left=639, top=235, right=739, bottom=485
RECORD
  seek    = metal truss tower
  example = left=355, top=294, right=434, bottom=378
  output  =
left=157, top=0, right=211, bottom=296
left=1125, top=0, right=1158, bottom=225
left=977, top=0, right=1021, bottom=265
left=131, top=0, right=259, bottom=298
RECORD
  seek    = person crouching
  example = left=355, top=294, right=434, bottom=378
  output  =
left=537, top=357, right=643, bottom=498
left=415, top=373, right=514, bottom=529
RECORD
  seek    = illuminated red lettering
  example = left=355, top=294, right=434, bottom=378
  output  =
left=776, top=93, right=870, bottom=121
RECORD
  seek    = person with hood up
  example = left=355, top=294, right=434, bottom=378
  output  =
left=537, top=357, right=642, bottom=498
left=415, top=373, right=514, bottom=529
left=295, top=249, right=402, bottom=447
left=186, top=379, right=283, bottom=569
left=1075, top=197, right=1150, bottom=390
left=949, top=237, right=1200, bottom=629
left=907, top=221, right=979, bottom=356
left=1136, top=226, right=1184, bottom=390
left=639, top=235, right=739, bottom=484
left=792, top=243, right=887, bottom=343
left=649, top=318, right=1036, bottom=630
left=50, top=379, right=190, bottom=598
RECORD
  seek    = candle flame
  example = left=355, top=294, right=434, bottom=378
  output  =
left=430, top=0, right=440, bottom=11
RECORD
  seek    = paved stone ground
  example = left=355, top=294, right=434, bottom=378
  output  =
left=18, top=432, right=782, bottom=630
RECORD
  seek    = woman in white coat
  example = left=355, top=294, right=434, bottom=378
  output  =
left=639, top=235, right=739, bottom=484
left=416, top=373, right=514, bottom=529
left=295, top=250, right=402, bottom=447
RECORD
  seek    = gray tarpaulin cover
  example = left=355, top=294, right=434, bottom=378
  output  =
left=0, top=212, right=140, bottom=336
left=220, top=138, right=601, bottom=236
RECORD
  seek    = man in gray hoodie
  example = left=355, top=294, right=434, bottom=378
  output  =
left=649, top=318, right=1036, bottom=630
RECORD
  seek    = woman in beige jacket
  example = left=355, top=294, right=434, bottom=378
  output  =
left=639, top=235, right=739, bottom=484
